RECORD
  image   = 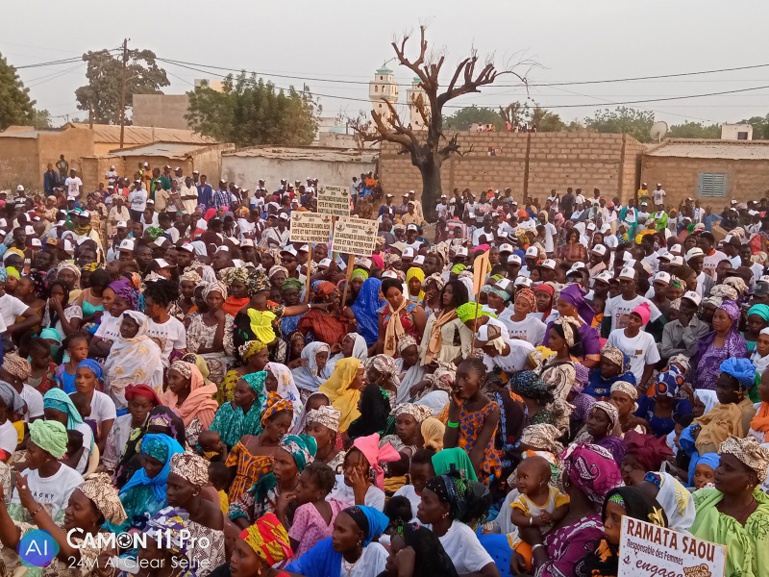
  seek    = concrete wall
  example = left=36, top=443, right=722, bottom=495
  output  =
left=221, top=155, right=377, bottom=190
left=189, top=144, right=233, bottom=184
left=0, top=138, right=39, bottom=190
left=379, top=131, right=644, bottom=202
left=721, top=124, right=753, bottom=141
left=641, top=155, right=769, bottom=209
left=132, top=94, right=191, bottom=130
left=38, top=128, right=95, bottom=180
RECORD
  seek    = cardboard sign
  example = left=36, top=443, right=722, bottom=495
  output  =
left=289, top=212, right=333, bottom=244
left=332, top=217, right=378, bottom=257
left=618, top=517, right=725, bottom=577
left=317, top=185, right=352, bottom=217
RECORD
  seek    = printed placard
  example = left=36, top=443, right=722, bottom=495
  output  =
left=332, top=217, right=378, bottom=257
left=618, top=517, right=725, bottom=577
left=317, top=185, right=352, bottom=217
left=289, top=212, right=333, bottom=244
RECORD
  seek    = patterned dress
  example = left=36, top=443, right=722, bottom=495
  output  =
left=535, top=515, right=604, bottom=577
left=458, top=400, right=502, bottom=484
left=225, top=441, right=274, bottom=503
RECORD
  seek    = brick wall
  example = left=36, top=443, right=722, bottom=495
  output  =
left=640, top=156, right=769, bottom=211
left=379, top=131, right=644, bottom=202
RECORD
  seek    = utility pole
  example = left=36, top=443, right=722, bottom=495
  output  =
left=119, top=38, right=129, bottom=149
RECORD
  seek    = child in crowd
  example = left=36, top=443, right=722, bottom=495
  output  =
left=288, top=461, right=345, bottom=558
left=750, top=328, right=769, bottom=400
left=63, top=430, right=84, bottom=471
left=197, top=430, right=227, bottom=463
left=692, top=453, right=720, bottom=489
left=392, top=448, right=435, bottom=521
left=509, top=456, right=570, bottom=570
left=383, top=495, right=413, bottom=534
left=383, top=452, right=410, bottom=497
left=71, top=391, right=97, bottom=440
left=27, top=337, right=57, bottom=394
left=209, top=461, right=232, bottom=515
left=55, top=333, right=89, bottom=394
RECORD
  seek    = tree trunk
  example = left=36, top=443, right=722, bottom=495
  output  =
left=420, top=157, right=442, bottom=223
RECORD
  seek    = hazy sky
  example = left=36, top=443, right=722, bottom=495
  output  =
left=6, top=0, right=769, bottom=129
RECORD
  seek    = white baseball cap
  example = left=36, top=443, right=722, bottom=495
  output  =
left=454, top=247, right=468, bottom=257
left=355, top=257, right=372, bottom=270
left=618, top=266, right=637, bottom=280
left=413, top=255, right=425, bottom=265
left=241, top=239, right=255, bottom=248
left=540, top=259, right=557, bottom=270
left=153, top=259, right=171, bottom=269
left=586, top=222, right=596, bottom=231
left=318, top=258, right=332, bottom=268
left=682, top=291, right=702, bottom=307
left=16, top=185, right=24, bottom=192
left=525, top=247, right=539, bottom=258
left=685, top=247, right=705, bottom=261
left=591, top=244, right=607, bottom=256
left=24, top=225, right=35, bottom=235
left=29, top=238, right=42, bottom=248
left=594, top=271, right=614, bottom=284
left=152, top=237, right=170, bottom=248
left=653, top=271, right=671, bottom=285
left=179, top=243, right=196, bottom=254
left=499, top=243, right=514, bottom=253
left=514, top=276, right=533, bottom=288
left=406, top=224, right=418, bottom=231
left=567, top=264, right=585, bottom=277
left=507, top=254, right=522, bottom=265
left=280, top=246, right=297, bottom=257
left=119, top=239, right=135, bottom=252
left=402, top=247, right=416, bottom=259
left=669, top=256, right=684, bottom=267
left=495, top=278, right=513, bottom=293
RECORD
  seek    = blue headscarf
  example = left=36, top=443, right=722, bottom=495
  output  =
left=719, top=357, right=756, bottom=389
left=43, top=389, right=84, bottom=429
left=688, top=452, right=721, bottom=486
left=350, top=278, right=385, bottom=346
left=343, top=505, right=390, bottom=546
left=77, top=358, right=103, bottom=381
left=120, top=433, right=184, bottom=501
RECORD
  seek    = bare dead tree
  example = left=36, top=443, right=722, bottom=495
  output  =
left=350, top=26, right=527, bottom=221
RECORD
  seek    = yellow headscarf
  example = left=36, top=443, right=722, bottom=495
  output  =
left=247, top=309, right=278, bottom=344
left=406, top=267, right=425, bottom=301
left=421, top=417, right=445, bottom=451
left=319, top=358, right=362, bottom=433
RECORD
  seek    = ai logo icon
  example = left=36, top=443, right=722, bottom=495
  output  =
left=18, top=529, right=58, bottom=567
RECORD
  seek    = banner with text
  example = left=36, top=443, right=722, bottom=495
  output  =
left=332, top=217, right=378, bottom=256
left=317, top=185, right=352, bottom=217
left=618, top=517, right=725, bottom=577
left=290, top=212, right=333, bottom=244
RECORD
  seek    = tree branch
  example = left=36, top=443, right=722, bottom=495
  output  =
left=391, top=26, right=430, bottom=86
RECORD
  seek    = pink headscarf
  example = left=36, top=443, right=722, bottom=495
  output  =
left=351, top=433, right=400, bottom=490
left=371, top=254, right=384, bottom=271
left=631, top=302, right=651, bottom=326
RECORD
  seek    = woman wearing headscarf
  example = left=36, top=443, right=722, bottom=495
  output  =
left=324, top=332, right=369, bottom=379
left=531, top=283, right=556, bottom=323
left=285, top=505, right=390, bottom=577
left=221, top=266, right=251, bottom=317
left=619, top=431, right=674, bottom=486
left=292, top=341, right=331, bottom=400
left=690, top=436, right=769, bottom=577
left=186, top=280, right=235, bottom=376
left=538, top=317, right=581, bottom=400
left=164, top=452, right=228, bottom=575
left=266, top=361, right=303, bottom=420
left=579, top=487, right=667, bottom=577
left=543, top=283, right=601, bottom=370
left=280, top=277, right=307, bottom=339
left=42, top=388, right=95, bottom=473
left=509, top=370, right=572, bottom=436
left=102, top=384, right=160, bottom=474
left=585, top=401, right=625, bottom=467
left=509, top=443, right=623, bottom=577
left=231, top=434, right=317, bottom=528
left=376, top=278, right=427, bottom=357
left=297, top=280, right=349, bottom=347
left=219, top=339, right=270, bottom=404
left=41, top=279, right=82, bottom=337
left=692, top=300, right=748, bottom=391
left=421, top=272, right=445, bottom=316
left=161, top=359, right=219, bottom=447
left=377, top=522, right=459, bottom=577
left=584, top=343, right=637, bottom=399
left=0, top=472, right=127, bottom=577
left=320, top=358, right=365, bottom=435
left=111, top=432, right=184, bottom=531
left=744, top=303, right=769, bottom=353
left=419, top=279, right=472, bottom=366
left=212, top=512, right=294, bottom=577
left=89, top=276, right=139, bottom=358
left=0, top=380, right=25, bottom=461
left=102, top=311, right=164, bottom=410
left=395, top=335, right=425, bottom=404
left=406, top=266, right=425, bottom=303
left=609, top=381, right=649, bottom=434
left=635, top=369, right=692, bottom=438
left=72, top=358, right=115, bottom=455
left=212, top=370, right=269, bottom=449
left=6, top=420, right=83, bottom=524
left=349, top=277, right=386, bottom=349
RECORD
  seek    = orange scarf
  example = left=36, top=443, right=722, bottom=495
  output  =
left=750, top=402, right=769, bottom=442
left=384, top=298, right=408, bottom=357
left=222, top=296, right=250, bottom=317
left=424, top=309, right=457, bottom=364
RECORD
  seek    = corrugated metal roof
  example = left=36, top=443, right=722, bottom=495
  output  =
left=67, top=123, right=216, bottom=145
left=224, top=146, right=378, bottom=163
left=0, top=126, right=59, bottom=139
left=107, top=142, right=214, bottom=158
left=646, top=139, right=769, bottom=160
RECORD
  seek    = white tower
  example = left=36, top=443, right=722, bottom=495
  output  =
left=369, top=65, right=399, bottom=125
left=407, top=77, right=429, bottom=130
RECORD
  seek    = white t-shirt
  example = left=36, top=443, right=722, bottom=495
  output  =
left=604, top=294, right=662, bottom=332
left=483, top=339, right=535, bottom=373
left=0, top=420, right=17, bottom=455
left=329, top=474, right=386, bottom=511
left=94, top=311, right=121, bottom=343
left=652, top=189, right=666, bottom=206
left=80, top=390, right=117, bottom=426
left=350, top=543, right=388, bottom=577
left=0, top=293, right=29, bottom=330
left=20, top=385, right=44, bottom=420
left=501, top=315, right=547, bottom=346
left=10, top=464, right=83, bottom=522
left=703, top=250, right=727, bottom=275
left=65, top=176, right=83, bottom=197
left=607, top=329, right=660, bottom=383
left=439, top=520, right=494, bottom=574
left=392, top=484, right=421, bottom=522
left=128, top=189, right=148, bottom=212
left=146, top=316, right=187, bottom=365
left=543, top=222, right=557, bottom=254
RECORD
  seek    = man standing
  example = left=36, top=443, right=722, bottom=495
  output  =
left=213, top=179, right=231, bottom=211
left=652, top=183, right=666, bottom=209
left=127, top=180, right=148, bottom=222
left=180, top=176, right=199, bottom=214
left=197, top=175, right=213, bottom=208
left=699, top=232, right=727, bottom=276
left=64, top=169, right=83, bottom=199
left=43, top=164, right=60, bottom=195
left=56, top=154, right=68, bottom=181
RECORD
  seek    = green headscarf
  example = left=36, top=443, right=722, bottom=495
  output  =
left=29, top=419, right=68, bottom=459
left=431, top=447, right=478, bottom=481
left=210, top=371, right=268, bottom=447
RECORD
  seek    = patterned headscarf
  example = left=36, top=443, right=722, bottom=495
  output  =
left=391, top=403, right=433, bottom=424
left=179, top=269, right=202, bottom=284
left=268, top=265, right=289, bottom=280
left=723, top=276, right=749, bottom=297
left=516, top=288, right=536, bottom=310
left=718, top=299, right=741, bottom=323
left=79, top=473, right=127, bottom=525
left=220, top=266, right=249, bottom=286
left=170, top=451, right=210, bottom=488
left=719, top=435, right=769, bottom=483
left=423, top=273, right=446, bottom=292
left=239, top=340, right=267, bottom=361
left=279, top=434, right=317, bottom=473
left=169, top=359, right=192, bottom=380
left=396, top=335, right=418, bottom=354
left=240, top=513, right=294, bottom=565
left=456, top=302, right=496, bottom=323
left=553, top=316, right=582, bottom=348
left=260, top=391, right=294, bottom=426
left=600, top=342, right=626, bottom=370
left=520, top=424, right=564, bottom=455
left=351, top=269, right=369, bottom=282
left=610, top=381, right=638, bottom=400
left=424, top=472, right=472, bottom=522
left=202, top=280, right=228, bottom=300
left=56, top=262, right=82, bottom=287
left=246, top=269, right=271, bottom=296
left=108, top=277, right=137, bottom=310
left=364, top=354, right=400, bottom=382
left=560, top=443, right=623, bottom=510
left=591, top=401, right=619, bottom=433
left=510, top=371, right=550, bottom=400
left=306, top=405, right=340, bottom=432
left=1, top=354, right=30, bottom=383
left=710, top=285, right=738, bottom=301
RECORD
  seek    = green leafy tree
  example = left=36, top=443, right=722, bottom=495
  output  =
left=738, top=115, right=769, bottom=140
left=530, top=105, right=566, bottom=132
left=585, top=106, right=655, bottom=142
left=668, top=121, right=720, bottom=139
left=0, top=52, right=35, bottom=130
left=186, top=73, right=319, bottom=147
left=75, top=48, right=169, bottom=125
left=30, top=109, right=51, bottom=129
left=445, top=106, right=503, bottom=131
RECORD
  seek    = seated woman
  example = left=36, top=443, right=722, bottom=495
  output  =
left=379, top=403, right=433, bottom=457
left=690, top=436, right=769, bottom=577
left=185, top=281, right=236, bottom=379
left=691, top=300, right=747, bottom=392
left=543, top=284, right=600, bottom=370
left=419, top=280, right=472, bottom=367
left=635, top=369, right=692, bottom=438
left=219, top=340, right=270, bottom=404
left=348, top=278, right=386, bottom=350
left=584, top=342, right=636, bottom=399
left=297, top=281, right=349, bottom=346
left=42, top=388, right=95, bottom=474
left=538, top=317, right=580, bottom=399
left=609, top=381, right=649, bottom=434
left=619, top=431, right=673, bottom=486
left=161, top=359, right=219, bottom=447
left=303, top=403, right=344, bottom=472
left=319, top=358, right=365, bottom=436
left=585, top=401, right=625, bottom=467
left=292, top=341, right=331, bottom=400
left=323, top=332, right=368, bottom=379
left=102, top=384, right=160, bottom=474
left=210, top=371, right=268, bottom=449
left=213, top=512, right=294, bottom=577
left=285, top=505, right=390, bottom=577
left=376, top=278, right=427, bottom=357
left=73, top=359, right=115, bottom=454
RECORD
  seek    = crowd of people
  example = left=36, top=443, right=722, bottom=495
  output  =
left=0, top=163, right=765, bottom=577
